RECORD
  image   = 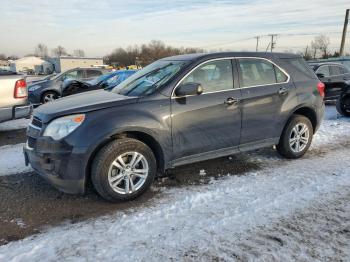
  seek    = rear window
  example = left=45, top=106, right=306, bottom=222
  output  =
left=238, top=58, right=288, bottom=87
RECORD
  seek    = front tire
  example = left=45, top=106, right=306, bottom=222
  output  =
left=41, top=91, right=59, bottom=103
left=91, top=138, right=156, bottom=202
left=277, top=115, right=313, bottom=159
left=336, top=94, right=350, bottom=117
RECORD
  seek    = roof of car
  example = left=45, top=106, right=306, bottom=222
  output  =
left=311, top=62, right=344, bottom=67
left=161, top=52, right=300, bottom=61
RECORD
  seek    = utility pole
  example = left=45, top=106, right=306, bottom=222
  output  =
left=340, top=9, right=349, bottom=56
left=268, top=34, right=278, bottom=52
left=255, top=36, right=260, bottom=52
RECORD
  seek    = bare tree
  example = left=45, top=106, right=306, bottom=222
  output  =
left=35, top=43, right=48, bottom=57
left=311, top=35, right=330, bottom=59
left=0, top=54, right=6, bottom=60
left=73, top=49, right=85, bottom=57
left=52, top=46, right=67, bottom=57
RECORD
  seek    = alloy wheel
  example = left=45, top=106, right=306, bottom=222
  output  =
left=43, top=93, right=57, bottom=103
left=107, top=151, right=149, bottom=194
left=289, top=123, right=310, bottom=153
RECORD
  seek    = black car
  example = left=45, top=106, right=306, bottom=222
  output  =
left=336, top=87, right=350, bottom=117
left=28, top=68, right=107, bottom=105
left=24, top=52, right=325, bottom=202
left=312, top=63, right=350, bottom=100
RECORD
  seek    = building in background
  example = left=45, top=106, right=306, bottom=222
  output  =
left=50, top=57, right=104, bottom=73
left=10, top=56, right=53, bottom=74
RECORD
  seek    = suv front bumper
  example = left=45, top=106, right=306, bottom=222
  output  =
left=23, top=137, right=87, bottom=194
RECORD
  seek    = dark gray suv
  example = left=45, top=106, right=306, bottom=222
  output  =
left=24, top=52, right=325, bottom=201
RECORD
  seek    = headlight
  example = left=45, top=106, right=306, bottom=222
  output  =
left=28, top=85, right=41, bottom=92
left=43, top=114, right=85, bottom=140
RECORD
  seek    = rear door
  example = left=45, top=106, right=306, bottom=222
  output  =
left=236, top=57, right=294, bottom=146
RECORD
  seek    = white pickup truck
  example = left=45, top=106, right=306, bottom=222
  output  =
left=0, top=70, right=32, bottom=123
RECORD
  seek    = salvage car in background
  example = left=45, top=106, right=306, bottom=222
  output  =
left=0, top=69, right=31, bottom=122
left=336, top=87, right=350, bottom=117
left=28, top=68, right=107, bottom=105
left=61, top=70, right=137, bottom=97
left=312, top=62, right=350, bottom=100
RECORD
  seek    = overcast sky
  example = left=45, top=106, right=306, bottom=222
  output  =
left=0, top=0, right=349, bottom=57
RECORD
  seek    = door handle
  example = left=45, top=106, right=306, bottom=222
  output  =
left=278, top=87, right=288, bottom=95
left=224, top=97, right=239, bottom=105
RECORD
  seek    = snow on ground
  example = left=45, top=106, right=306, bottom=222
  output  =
left=0, top=143, right=32, bottom=176
left=0, top=118, right=30, bottom=131
left=0, top=147, right=349, bottom=261
left=313, top=106, right=350, bottom=147
left=0, top=106, right=349, bottom=261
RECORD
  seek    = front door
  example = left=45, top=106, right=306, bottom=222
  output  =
left=171, top=59, right=242, bottom=160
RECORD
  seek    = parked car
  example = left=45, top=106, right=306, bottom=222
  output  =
left=312, top=62, right=350, bottom=100
left=61, top=70, right=137, bottom=97
left=27, top=68, right=107, bottom=105
left=336, top=87, right=350, bottom=117
left=24, top=52, right=325, bottom=202
left=0, top=71, right=31, bottom=123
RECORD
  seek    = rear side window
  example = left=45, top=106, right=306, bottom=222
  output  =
left=316, top=66, right=330, bottom=77
left=282, top=58, right=316, bottom=80
left=330, top=65, right=348, bottom=75
left=238, top=58, right=287, bottom=87
left=86, top=70, right=102, bottom=78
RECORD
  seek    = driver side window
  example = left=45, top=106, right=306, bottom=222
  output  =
left=182, top=60, right=234, bottom=93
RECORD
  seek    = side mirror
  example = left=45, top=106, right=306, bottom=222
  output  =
left=175, top=82, right=203, bottom=97
left=316, top=73, right=325, bottom=78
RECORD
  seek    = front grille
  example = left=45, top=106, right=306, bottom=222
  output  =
left=32, top=116, right=43, bottom=128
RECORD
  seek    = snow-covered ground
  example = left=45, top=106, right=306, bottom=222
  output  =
left=0, top=143, right=32, bottom=176
left=0, top=106, right=349, bottom=261
left=0, top=118, right=30, bottom=132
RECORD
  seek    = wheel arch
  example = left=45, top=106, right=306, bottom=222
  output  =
left=85, top=129, right=166, bottom=188
left=288, top=106, right=317, bottom=133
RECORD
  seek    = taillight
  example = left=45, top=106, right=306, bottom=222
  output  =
left=316, top=82, right=325, bottom=98
left=14, top=79, right=27, bottom=98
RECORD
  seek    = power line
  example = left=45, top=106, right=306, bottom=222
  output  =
left=199, top=37, right=254, bottom=48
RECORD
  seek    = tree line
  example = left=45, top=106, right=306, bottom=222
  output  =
left=104, top=40, right=204, bottom=67
left=301, top=35, right=349, bottom=60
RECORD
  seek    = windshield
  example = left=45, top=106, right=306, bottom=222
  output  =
left=111, top=60, right=187, bottom=96
left=51, top=72, right=65, bottom=81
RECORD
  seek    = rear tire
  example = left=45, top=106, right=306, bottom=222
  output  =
left=277, top=115, right=313, bottom=159
left=336, top=94, right=350, bottom=117
left=91, top=138, right=156, bottom=202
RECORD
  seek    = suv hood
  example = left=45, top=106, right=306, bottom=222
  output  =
left=34, top=90, right=137, bottom=123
